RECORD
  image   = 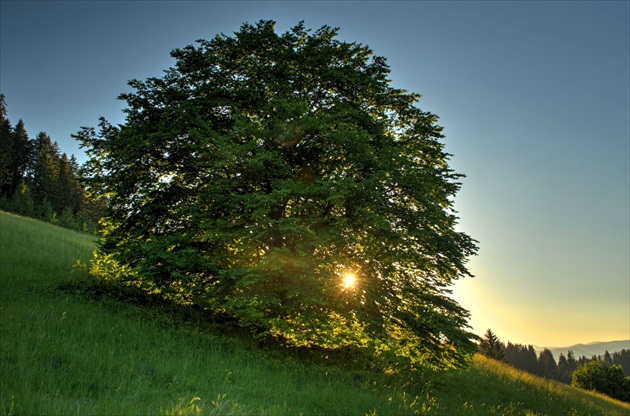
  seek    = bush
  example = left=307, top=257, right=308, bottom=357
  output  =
left=572, top=360, right=630, bottom=402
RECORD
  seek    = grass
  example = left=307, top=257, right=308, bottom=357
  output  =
left=1, top=210, right=629, bottom=415
left=428, top=355, right=630, bottom=415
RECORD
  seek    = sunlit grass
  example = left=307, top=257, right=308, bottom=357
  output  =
left=424, top=355, right=630, bottom=415
left=2, top=210, right=629, bottom=415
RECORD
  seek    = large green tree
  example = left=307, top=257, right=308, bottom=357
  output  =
left=76, top=21, right=478, bottom=367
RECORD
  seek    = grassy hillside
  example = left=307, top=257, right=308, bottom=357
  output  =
left=1, top=210, right=629, bottom=415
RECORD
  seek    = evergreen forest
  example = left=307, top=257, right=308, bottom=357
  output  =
left=479, top=329, right=630, bottom=403
left=0, top=95, right=104, bottom=232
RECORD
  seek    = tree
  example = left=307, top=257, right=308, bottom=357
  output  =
left=75, top=20, right=478, bottom=367
left=603, top=350, right=613, bottom=367
left=0, top=94, right=14, bottom=199
left=612, top=349, right=630, bottom=377
left=3, top=120, right=32, bottom=199
left=557, top=353, right=571, bottom=384
left=30, top=132, right=60, bottom=210
left=55, top=153, right=84, bottom=215
left=538, top=348, right=558, bottom=380
left=572, top=360, right=630, bottom=403
left=567, top=349, right=578, bottom=374
left=10, top=181, right=35, bottom=217
left=479, top=329, right=505, bottom=360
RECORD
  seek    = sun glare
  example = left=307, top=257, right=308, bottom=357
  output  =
left=342, top=272, right=357, bottom=289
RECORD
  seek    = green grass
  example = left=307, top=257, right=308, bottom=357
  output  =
left=1, top=210, right=629, bottom=415
left=428, top=354, right=630, bottom=415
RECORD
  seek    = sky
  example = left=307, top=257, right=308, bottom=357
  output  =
left=1, top=1, right=628, bottom=348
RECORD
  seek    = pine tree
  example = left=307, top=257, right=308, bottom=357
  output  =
left=538, top=348, right=558, bottom=380
left=505, top=342, right=519, bottom=366
left=479, top=329, right=506, bottom=360
left=55, top=153, right=84, bottom=214
left=5, top=120, right=32, bottom=199
left=30, top=132, right=60, bottom=211
left=612, top=350, right=630, bottom=377
left=36, top=198, right=55, bottom=222
left=567, top=349, right=578, bottom=374
left=58, top=206, right=78, bottom=230
left=603, top=350, right=613, bottom=367
left=10, top=181, right=35, bottom=217
left=557, top=353, right=571, bottom=383
left=68, top=155, right=85, bottom=213
left=0, top=94, right=15, bottom=199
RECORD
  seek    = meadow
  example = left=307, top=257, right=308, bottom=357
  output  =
left=1, top=210, right=629, bottom=415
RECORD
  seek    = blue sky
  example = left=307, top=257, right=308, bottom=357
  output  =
left=1, top=1, right=628, bottom=347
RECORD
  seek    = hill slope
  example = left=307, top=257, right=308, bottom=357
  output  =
left=1, top=211, right=629, bottom=415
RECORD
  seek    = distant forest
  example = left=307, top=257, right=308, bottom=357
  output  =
left=0, top=95, right=105, bottom=232
left=480, top=329, right=630, bottom=402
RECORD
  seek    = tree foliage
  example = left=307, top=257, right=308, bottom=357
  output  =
left=572, top=360, right=630, bottom=403
left=76, top=21, right=478, bottom=367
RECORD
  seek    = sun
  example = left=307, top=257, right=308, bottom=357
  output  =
left=342, top=272, right=357, bottom=289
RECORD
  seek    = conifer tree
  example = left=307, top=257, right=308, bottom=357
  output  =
left=0, top=94, right=14, bottom=199
left=537, top=348, right=558, bottom=380
left=567, top=349, right=578, bottom=375
left=6, top=120, right=32, bottom=199
left=56, top=153, right=84, bottom=214
left=30, top=132, right=60, bottom=211
left=479, top=329, right=505, bottom=360
left=525, top=345, right=539, bottom=374
left=557, top=353, right=571, bottom=383
left=10, top=181, right=35, bottom=217
left=603, top=350, right=613, bottom=367
left=612, top=350, right=630, bottom=376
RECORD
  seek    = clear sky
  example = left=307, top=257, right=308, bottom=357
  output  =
left=1, top=1, right=628, bottom=348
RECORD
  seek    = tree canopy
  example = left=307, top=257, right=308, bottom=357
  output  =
left=76, top=20, right=478, bottom=368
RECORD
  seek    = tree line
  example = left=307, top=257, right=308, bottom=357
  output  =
left=480, top=329, right=630, bottom=403
left=0, top=95, right=104, bottom=232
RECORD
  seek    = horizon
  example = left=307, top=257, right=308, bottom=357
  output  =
left=532, top=339, right=630, bottom=349
left=1, top=1, right=628, bottom=348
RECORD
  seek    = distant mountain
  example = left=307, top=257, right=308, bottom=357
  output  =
left=534, top=340, right=630, bottom=360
